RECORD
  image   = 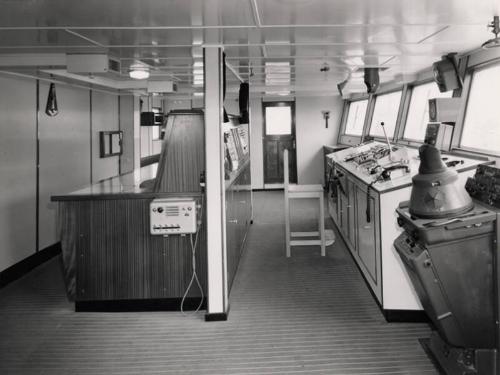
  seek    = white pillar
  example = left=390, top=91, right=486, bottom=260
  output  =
left=204, top=47, right=229, bottom=320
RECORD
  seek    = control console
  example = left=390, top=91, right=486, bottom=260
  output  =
left=466, top=165, right=500, bottom=208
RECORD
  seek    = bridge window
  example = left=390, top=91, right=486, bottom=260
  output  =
left=344, top=99, right=368, bottom=136
left=403, top=81, right=452, bottom=141
left=369, top=90, right=402, bottom=139
left=460, top=64, right=500, bottom=155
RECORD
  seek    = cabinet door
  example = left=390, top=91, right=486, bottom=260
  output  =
left=328, top=192, right=338, bottom=224
left=234, top=175, right=244, bottom=251
left=225, top=187, right=236, bottom=286
left=339, top=190, right=348, bottom=236
left=347, top=180, right=356, bottom=250
left=355, top=186, right=379, bottom=286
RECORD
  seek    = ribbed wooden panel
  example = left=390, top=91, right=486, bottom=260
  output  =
left=154, top=111, right=205, bottom=193
left=75, top=198, right=206, bottom=301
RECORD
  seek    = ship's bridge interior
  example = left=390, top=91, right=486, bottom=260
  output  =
left=1, top=1, right=500, bottom=374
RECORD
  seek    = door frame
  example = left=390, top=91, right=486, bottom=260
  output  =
left=262, top=100, right=297, bottom=184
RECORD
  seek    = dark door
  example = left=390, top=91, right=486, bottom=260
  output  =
left=263, top=101, right=297, bottom=184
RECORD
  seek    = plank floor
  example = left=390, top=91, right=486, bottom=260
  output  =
left=0, top=191, right=438, bottom=374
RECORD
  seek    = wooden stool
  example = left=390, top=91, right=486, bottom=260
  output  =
left=284, top=149, right=327, bottom=257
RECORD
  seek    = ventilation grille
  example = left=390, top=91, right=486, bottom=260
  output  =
left=108, top=58, right=121, bottom=74
left=165, top=206, right=179, bottom=217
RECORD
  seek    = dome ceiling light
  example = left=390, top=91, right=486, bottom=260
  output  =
left=482, top=15, right=500, bottom=49
left=129, top=65, right=150, bottom=79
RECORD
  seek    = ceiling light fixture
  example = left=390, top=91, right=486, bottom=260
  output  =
left=337, top=70, right=352, bottom=97
left=129, top=66, right=150, bottom=79
left=482, top=15, right=500, bottom=49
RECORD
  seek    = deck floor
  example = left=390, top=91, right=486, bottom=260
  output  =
left=0, top=191, right=438, bottom=374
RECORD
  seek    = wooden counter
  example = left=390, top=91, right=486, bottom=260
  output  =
left=52, top=167, right=206, bottom=311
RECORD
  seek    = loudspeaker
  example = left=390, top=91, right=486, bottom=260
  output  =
left=432, top=55, right=461, bottom=92
left=140, top=112, right=155, bottom=126
left=364, top=68, right=379, bottom=94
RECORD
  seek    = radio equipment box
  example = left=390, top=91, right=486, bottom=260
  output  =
left=150, top=198, right=198, bottom=235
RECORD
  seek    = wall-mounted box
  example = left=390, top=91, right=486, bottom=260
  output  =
left=150, top=198, right=198, bottom=235
left=428, top=97, right=461, bottom=123
left=140, top=111, right=164, bottom=126
left=99, top=130, right=123, bottom=158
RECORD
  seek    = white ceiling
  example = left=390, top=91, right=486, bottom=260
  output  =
left=0, top=0, right=498, bottom=96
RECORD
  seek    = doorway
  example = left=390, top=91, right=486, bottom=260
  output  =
left=262, top=101, right=297, bottom=185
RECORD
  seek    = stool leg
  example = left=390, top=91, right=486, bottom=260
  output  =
left=285, top=193, right=291, bottom=257
left=319, top=193, right=325, bottom=256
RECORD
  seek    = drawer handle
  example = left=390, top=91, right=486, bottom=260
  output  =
left=228, top=219, right=238, bottom=224
left=363, top=225, right=371, bottom=229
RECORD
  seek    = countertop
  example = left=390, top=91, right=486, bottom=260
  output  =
left=51, top=164, right=201, bottom=201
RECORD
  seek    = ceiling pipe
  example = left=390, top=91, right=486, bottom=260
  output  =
left=225, top=61, right=245, bottom=83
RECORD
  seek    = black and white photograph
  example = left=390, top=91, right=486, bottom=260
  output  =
left=1, top=1, right=500, bottom=374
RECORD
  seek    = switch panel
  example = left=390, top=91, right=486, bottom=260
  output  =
left=150, top=198, right=198, bottom=235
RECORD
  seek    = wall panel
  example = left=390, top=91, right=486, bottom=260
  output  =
left=295, top=96, right=343, bottom=184
left=119, top=95, right=139, bottom=174
left=38, top=82, right=91, bottom=250
left=0, top=75, right=37, bottom=271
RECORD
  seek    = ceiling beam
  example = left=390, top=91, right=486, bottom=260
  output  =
left=0, top=23, right=489, bottom=31
left=249, top=0, right=262, bottom=28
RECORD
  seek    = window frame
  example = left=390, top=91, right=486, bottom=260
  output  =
left=338, top=96, right=370, bottom=145
left=399, top=78, right=453, bottom=145
left=451, top=61, right=500, bottom=157
left=366, top=88, right=404, bottom=140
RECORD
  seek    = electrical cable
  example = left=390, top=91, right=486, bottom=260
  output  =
left=180, top=195, right=205, bottom=315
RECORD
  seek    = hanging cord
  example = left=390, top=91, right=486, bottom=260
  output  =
left=324, top=164, right=333, bottom=192
left=180, top=196, right=205, bottom=315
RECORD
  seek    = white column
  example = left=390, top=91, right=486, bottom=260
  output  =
left=204, top=47, right=228, bottom=319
